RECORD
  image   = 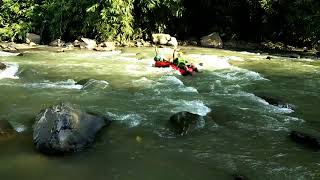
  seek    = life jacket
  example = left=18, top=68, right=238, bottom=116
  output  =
left=173, top=57, right=187, bottom=67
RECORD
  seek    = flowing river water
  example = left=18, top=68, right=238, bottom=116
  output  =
left=0, top=47, right=320, bottom=180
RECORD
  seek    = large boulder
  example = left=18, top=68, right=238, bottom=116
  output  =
left=0, top=42, right=19, bottom=53
left=200, top=32, right=223, bottom=48
left=49, top=39, right=65, bottom=47
left=152, top=34, right=171, bottom=45
left=26, top=33, right=41, bottom=45
left=94, top=42, right=115, bottom=51
left=101, top=41, right=116, bottom=50
left=80, top=38, right=97, bottom=50
left=33, top=103, right=110, bottom=155
left=168, top=37, right=178, bottom=47
left=0, top=62, right=6, bottom=70
left=0, top=119, right=15, bottom=135
left=169, top=111, right=205, bottom=136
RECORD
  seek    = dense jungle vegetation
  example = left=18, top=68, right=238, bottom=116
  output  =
left=0, top=0, right=319, bottom=47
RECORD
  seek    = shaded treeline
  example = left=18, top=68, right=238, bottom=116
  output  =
left=0, top=0, right=319, bottom=47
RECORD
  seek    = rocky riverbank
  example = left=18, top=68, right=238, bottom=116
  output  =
left=1, top=32, right=319, bottom=59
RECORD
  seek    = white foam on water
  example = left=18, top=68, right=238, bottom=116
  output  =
left=132, top=77, right=157, bottom=88
left=106, top=112, right=145, bottom=127
left=187, top=54, right=232, bottom=69
left=27, top=79, right=82, bottom=89
left=0, top=62, right=19, bottom=79
left=121, top=53, right=137, bottom=56
left=283, top=116, right=305, bottom=124
left=240, top=51, right=260, bottom=55
left=117, top=57, right=140, bottom=62
left=15, top=124, right=27, bottom=133
left=157, top=75, right=198, bottom=93
left=78, top=50, right=122, bottom=59
left=0, top=51, right=20, bottom=56
left=82, top=79, right=109, bottom=89
left=218, top=68, right=268, bottom=82
left=159, top=75, right=184, bottom=86
left=251, top=95, right=295, bottom=114
left=227, top=56, right=244, bottom=61
left=168, top=99, right=211, bottom=116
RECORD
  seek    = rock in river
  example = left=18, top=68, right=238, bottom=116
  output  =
left=289, top=131, right=320, bottom=149
left=33, top=103, right=110, bottom=155
left=0, top=62, right=6, bottom=70
left=170, top=111, right=205, bottom=136
left=257, top=95, right=295, bottom=110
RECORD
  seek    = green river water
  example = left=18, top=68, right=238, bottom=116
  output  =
left=0, top=47, right=319, bottom=180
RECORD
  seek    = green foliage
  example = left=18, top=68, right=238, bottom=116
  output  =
left=285, top=0, right=320, bottom=45
left=95, top=0, right=135, bottom=42
left=0, top=0, right=319, bottom=47
left=0, top=0, right=35, bottom=41
left=134, top=0, right=184, bottom=37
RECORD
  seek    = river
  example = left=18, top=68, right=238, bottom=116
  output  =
left=0, top=47, right=319, bottom=180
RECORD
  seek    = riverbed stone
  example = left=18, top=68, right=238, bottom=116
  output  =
left=26, top=33, right=41, bottom=44
left=50, top=39, right=65, bottom=47
left=168, top=37, right=178, bottom=47
left=81, top=38, right=97, bottom=50
left=170, top=111, right=205, bottom=136
left=0, top=62, right=6, bottom=70
left=33, top=103, right=110, bottom=155
left=152, top=34, right=171, bottom=45
left=200, top=32, right=223, bottom=48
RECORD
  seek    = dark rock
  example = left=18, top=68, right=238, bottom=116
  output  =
left=289, top=131, right=320, bottom=149
left=0, top=62, right=6, bottom=70
left=257, top=95, right=295, bottom=110
left=233, top=174, right=249, bottom=180
left=33, top=103, right=110, bottom=155
left=0, top=119, right=15, bottom=135
left=266, top=56, right=272, bottom=60
left=76, top=79, right=91, bottom=86
left=289, top=54, right=300, bottom=59
left=169, top=111, right=205, bottom=136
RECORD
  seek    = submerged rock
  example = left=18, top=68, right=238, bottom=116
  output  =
left=233, top=174, right=249, bottom=180
left=289, top=131, right=320, bottom=149
left=0, top=119, right=15, bottom=135
left=288, top=54, right=300, bottom=59
left=76, top=79, right=109, bottom=90
left=257, top=95, right=295, bottom=110
left=169, top=111, right=205, bottom=136
left=0, top=62, right=6, bottom=70
left=33, top=103, right=110, bottom=155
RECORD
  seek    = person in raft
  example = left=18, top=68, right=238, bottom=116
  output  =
left=172, top=51, right=198, bottom=73
left=154, top=46, right=170, bottom=62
